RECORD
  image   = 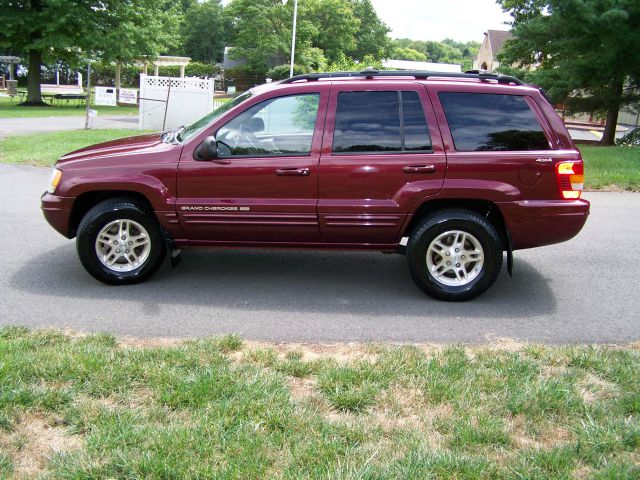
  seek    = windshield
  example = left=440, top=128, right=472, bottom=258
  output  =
left=177, top=91, right=253, bottom=142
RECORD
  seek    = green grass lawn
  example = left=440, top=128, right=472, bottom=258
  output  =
left=0, top=327, right=638, bottom=479
left=579, top=145, right=640, bottom=191
left=0, top=130, right=149, bottom=167
left=0, top=95, right=138, bottom=118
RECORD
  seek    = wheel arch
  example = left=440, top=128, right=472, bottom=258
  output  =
left=402, top=198, right=510, bottom=251
left=68, top=190, right=156, bottom=238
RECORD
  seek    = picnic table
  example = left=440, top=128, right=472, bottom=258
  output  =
left=49, top=93, right=88, bottom=107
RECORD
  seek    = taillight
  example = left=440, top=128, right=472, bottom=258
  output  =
left=556, top=161, right=584, bottom=199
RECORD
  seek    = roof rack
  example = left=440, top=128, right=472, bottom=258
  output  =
left=279, top=68, right=525, bottom=86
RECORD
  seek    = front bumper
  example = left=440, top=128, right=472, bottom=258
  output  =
left=42, top=192, right=74, bottom=238
left=498, top=198, right=590, bottom=250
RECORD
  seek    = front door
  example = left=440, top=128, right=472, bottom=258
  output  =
left=318, top=83, right=446, bottom=245
left=177, top=87, right=328, bottom=244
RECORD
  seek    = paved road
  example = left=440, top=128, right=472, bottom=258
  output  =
left=0, top=115, right=138, bottom=138
left=1, top=163, right=637, bottom=343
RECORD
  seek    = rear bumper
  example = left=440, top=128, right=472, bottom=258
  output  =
left=42, top=193, right=74, bottom=238
left=498, top=198, right=590, bottom=250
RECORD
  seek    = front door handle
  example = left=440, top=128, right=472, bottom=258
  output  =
left=275, top=168, right=310, bottom=176
left=403, top=164, right=436, bottom=174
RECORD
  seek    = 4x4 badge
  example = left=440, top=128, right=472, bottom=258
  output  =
left=536, top=158, right=553, bottom=163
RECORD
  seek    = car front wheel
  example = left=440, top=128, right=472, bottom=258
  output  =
left=76, top=199, right=166, bottom=285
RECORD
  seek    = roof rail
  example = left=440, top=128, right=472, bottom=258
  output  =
left=279, top=68, right=525, bottom=86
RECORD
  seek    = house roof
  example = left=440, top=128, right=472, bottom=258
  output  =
left=487, top=30, right=513, bottom=60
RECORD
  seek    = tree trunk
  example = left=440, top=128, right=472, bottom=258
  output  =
left=600, top=78, right=624, bottom=146
left=23, top=49, right=47, bottom=106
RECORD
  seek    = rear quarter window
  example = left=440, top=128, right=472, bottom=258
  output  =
left=438, top=92, right=550, bottom=151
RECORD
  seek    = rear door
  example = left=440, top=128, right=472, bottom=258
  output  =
left=318, top=82, right=446, bottom=245
left=428, top=85, right=562, bottom=202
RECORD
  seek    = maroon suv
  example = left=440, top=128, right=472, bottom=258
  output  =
left=42, top=70, right=589, bottom=301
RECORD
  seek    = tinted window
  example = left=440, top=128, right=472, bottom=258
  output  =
left=333, top=91, right=431, bottom=153
left=403, top=91, right=432, bottom=151
left=438, top=93, right=550, bottom=151
left=333, top=91, right=401, bottom=152
left=216, top=94, right=319, bottom=156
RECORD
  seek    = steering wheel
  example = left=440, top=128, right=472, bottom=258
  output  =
left=238, top=124, right=259, bottom=150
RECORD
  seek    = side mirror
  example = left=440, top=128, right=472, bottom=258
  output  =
left=193, top=135, right=218, bottom=161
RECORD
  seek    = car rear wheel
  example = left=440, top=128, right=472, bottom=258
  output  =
left=407, top=209, right=503, bottom=301
left=76, top=199, right=166, bottom=285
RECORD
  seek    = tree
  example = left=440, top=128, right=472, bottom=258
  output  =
left=347, top=0, right=391, bottom=59
left=389, top=38, right=479, bottom=70
left=497, top=0, right=640, bottom=145
left=181, top=0, right=228, bottom=63
left=98, top=0, right=181, bottom=89
left=225, top=0, right=317, bottom=74
left=392, top=47, right=427, bottom=62
left=304, top=0, right=359, bottom=63
left=0, top=0, right=180, bottom=105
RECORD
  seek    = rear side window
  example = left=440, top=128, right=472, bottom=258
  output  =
left=438, top=92, right=550, bottom=151
left=333, top=91, right=431, bottom=153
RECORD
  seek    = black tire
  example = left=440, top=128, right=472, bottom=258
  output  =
left=76, top=198, right=166, bottom=285
left=407, top=209, right=503, bottom=301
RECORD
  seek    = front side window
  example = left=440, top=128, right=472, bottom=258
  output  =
left=438, top=92, right=550, bottom=151
left=332, top=91, right=432, bottom=153
left=216, top=93, right=320, bottom=157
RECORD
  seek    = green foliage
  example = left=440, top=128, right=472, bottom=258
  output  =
left=304, top=0, right=359, bottom=63
left=496, top=0, right=640, bottom=144
left=0, top=0, right=181, bottom=103
left=326, top=54, right=383, bottom=72
left=181, top=0, right=227, bottom=63
left=348, top=0, right=392, bottom=59
left=157, top=62, right=220, bottom=79
left=618, top=127, right=640, bottom=146
left=390, top=38, right=480, bottom=70
left=92, top=62, right=141, bottom=88
left=392, top=47, right=428, bottom=62
left=96, top=0, right=182, bottom=64
left=225, top=0, right=387, bottom=75
left=266, top=64, right=313, bottom=81
left=224, top=0, right=305, bottom=74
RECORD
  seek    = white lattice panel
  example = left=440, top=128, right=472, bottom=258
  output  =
left=139, top=74, right=214, bottom=131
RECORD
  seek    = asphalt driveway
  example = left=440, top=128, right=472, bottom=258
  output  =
left=1, top=163, right=637, bottom=343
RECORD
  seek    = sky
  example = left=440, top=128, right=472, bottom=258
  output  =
left=369, top=0, right=513, bottom=43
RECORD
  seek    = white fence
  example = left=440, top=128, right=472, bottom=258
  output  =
left=139, top=75, right=214, bottom=131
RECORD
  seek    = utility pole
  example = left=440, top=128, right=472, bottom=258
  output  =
left=289, top=0, right=298, bottom=78
left=84, top=63, right=91, bottom=130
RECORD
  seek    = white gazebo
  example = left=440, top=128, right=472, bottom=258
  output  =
left=142, top=56, right=192, bottom=78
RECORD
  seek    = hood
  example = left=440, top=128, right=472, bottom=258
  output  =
left=57, top=133, right=165, bottom=166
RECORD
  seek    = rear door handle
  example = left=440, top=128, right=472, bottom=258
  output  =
left=275, top=168, right=310, bottom=176
left=403, top=164, right=436, bottom=174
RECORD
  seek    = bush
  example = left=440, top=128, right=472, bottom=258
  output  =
left=91, top=62, right=141, bottom=88
left=157, top=62, right=220, bottom=78
left=266, top=64, right=312, bottom=80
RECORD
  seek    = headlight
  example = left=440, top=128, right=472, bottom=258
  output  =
left=47, top=168, right=62, bottom=194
